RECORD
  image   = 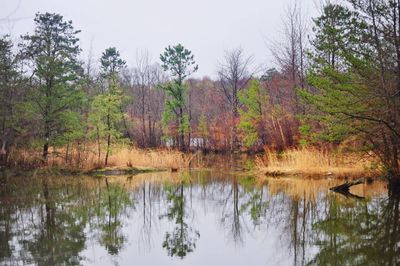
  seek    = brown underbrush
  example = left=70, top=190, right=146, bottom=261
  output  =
left=256, top=147, right=380, bottom=178
left=6, top=144, right=200, bottom=170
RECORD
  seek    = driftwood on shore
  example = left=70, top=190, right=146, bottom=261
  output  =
left=330, top=179, right=364, bottom=192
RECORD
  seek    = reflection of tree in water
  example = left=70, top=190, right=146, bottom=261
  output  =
left=138, top=181, right=155, bottom=249
left=2, top=172, right=399, bottom=265
left=0, top=176, right=134, bottom=264
left=128, top=179, right=165, bottom=252
left=289, top=196, right=319, bottom=266
left=220, top=178, right=244, bottom=243
left=239, top=177, right=268, bottom=227
left=31, top=182, right=85, bottom=265
left=160, top=182, right=200, bottom=259
left=235, top=181, right=399, bottom=266
left=6, top=178, right=87, bottom=265
left=261, top=185, right=322, bottom=266
left=307, top=193, right=400, bottom=266
left=0, top=180, right=14, bottom=262
left=220, top=176, right=269, bottom=244
left=96, top=178, right=131, bottom=255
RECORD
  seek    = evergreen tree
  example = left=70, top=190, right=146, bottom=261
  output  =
left=300, top=1, right=400, bottom=184
left=0, top=35, right=21, bottom=164
left=20, top=12, right=84, bottom=161
left=160, top=44, right=198, bottom=151
left=238, top=79, right=268, bottom=148
left=100, top=47, right=126, bottom=92
left=311, top=3, right=367, bottom=69
left=89, top=47, right=128, bottom=165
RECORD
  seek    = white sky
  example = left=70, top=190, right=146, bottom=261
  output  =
left=0, top=0, right=318, bottom=78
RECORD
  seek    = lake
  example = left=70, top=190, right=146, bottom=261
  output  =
left=0, top=171, right=398, bottom=266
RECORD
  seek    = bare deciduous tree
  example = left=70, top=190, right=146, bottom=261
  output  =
left=269, top=1, right=309, bottom=113
left=123, top=50, right=166, bottom=147
left=217, top=47, right=257, bottom=151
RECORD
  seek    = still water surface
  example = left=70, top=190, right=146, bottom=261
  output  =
left=0, top=171, right=398, bottom=266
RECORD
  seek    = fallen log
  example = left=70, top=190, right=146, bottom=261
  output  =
left=329, top=178, right=364, bottom=192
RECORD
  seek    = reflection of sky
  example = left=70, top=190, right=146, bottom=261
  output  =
left=79, top=184, right=308, bottom=266
left=1, top=173, right=390, bottom=266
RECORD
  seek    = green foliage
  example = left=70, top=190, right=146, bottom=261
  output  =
left=301, top=72, right=365, bottom=143
left=89, top=91, right=125, bottom=137
left=54, top=110, right=85, bottom=146
left=100, top=47, right=126, bottom=76
left=160, top=44, right=198, bottom=149
left=301, top=0, right=400, bottom=178
left=238, top=79, right=267, bottom=148
left=299, top=52, right=372, bottom=143
left=298, top=122, right=311, bottom=146
left=88, top=84, right=128, bottom=155
left=19, top=12, right=84, bottom=156
left=88, top=47, right=129, bottom=164
left=160, top=44, right=198, bottom=82
left=0, top=35, right=21, bottom=149
left=299, top=2, right=373, bottom=145
left=161, top=82, right=187, bottom=124
left=179, top=114, right=190, bottom=135
left=311, top=3, right=368, bottom=68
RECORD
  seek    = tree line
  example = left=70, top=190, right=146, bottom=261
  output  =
left=0, top=1, right=400, bottom=185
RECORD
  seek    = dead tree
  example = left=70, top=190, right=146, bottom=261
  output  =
left=269, top=0, right=308, bottom=113
left=217, top=47, right=256, bottom=152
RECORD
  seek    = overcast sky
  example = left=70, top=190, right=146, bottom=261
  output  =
left=0, top=0, right=318, bottom=78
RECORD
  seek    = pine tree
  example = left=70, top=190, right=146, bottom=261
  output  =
left=89, top=47, right=128, bottom=165
left=160, top=44, right=198, bottom=151
left=20, top=12, right=84, bottom=161
left=300, top=1, right=400, bottom=184
left=238, top=79, right=268, bottom=149
left=0, top=35, right=21, bottom=164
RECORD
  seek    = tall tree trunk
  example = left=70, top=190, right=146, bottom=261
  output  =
left=105, top=132, right=111, bottom=166
left=96, top=126, right=101, bottom=165
left=231, top=92, right=239, bottom=152
left=148, top=115, right=153, bottom=147
left=142, top=85, right=146, bottom=147
left=105, top=110, right=111, bottom=166
left=42, top=130, right=49, bottom=161
left=179, top=107, right=185, bottom=151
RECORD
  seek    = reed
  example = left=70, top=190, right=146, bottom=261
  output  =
left=6, top=145, right=197, bottom=170
left=108, top=147, right=194, bottom=169
left=256, top=147, right=379, bottom=178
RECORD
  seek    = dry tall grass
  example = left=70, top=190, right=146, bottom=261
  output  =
left=7, top=145, right=199, bottom=170
left=256, top=147, right=379, bottom=178
left=108, top=147, right=196, bottom=169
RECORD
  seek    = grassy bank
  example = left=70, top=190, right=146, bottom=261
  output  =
left=6, top=145, right=202, bottom=171
left=256, top=148, right=380, bottom=178
left=4, top=145, right=381, bottom=179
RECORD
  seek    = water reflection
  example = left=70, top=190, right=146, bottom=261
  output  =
left=160, top=181, right=200, bottom=258
left=0, top=172, right=398, bottom=266
left=309, top=194, right=400, bottom=266
left=96, top=178, right=131, bottom=255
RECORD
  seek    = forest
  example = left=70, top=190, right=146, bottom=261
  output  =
left=0, top=0, right=400, bottom=187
